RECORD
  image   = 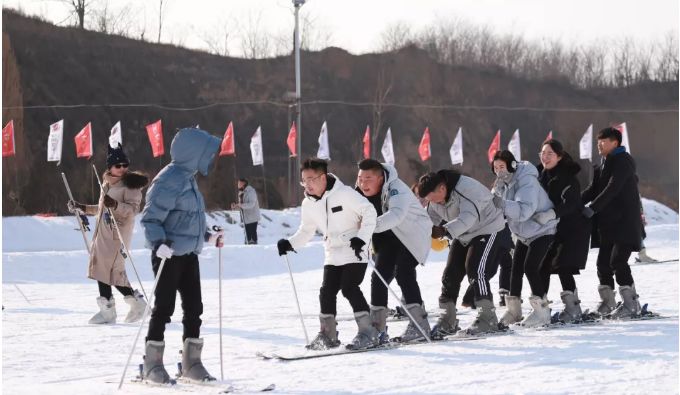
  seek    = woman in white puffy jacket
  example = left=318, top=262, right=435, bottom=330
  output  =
left=491, top=150, right=558, bottom=327
left=277, top=158, right=379, bottom=350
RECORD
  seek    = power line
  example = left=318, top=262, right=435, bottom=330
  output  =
left=2, top=99, right=677, bottom=113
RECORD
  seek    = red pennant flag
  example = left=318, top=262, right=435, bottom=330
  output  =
left=74, top=122, right=93, bottom=159
left=545, top=130, right=553, bottom=141
left=287, top=122, right=297, bottom=157
left=362, top=126, right=371, bottom=159
left=418, top=127, right=431, bottom=161
left=2, top=120, right=15, bottom=157
left=487, top=130, right=501, bottom=164
left=220, top=122, right=235, bottom=156
left=146, top=120, right=164, bottom=157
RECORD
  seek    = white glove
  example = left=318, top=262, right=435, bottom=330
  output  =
left=532, top=209, right=556, bottom=225
left=208, top=230, right=224, bottom=247
left=155, top=244, right=174, bottom=259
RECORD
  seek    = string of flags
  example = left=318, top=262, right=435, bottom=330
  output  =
left=1, top=118, right=632, bottom=168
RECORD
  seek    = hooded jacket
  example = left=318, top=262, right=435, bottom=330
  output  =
left=427, top=171, right=505, bottom=246
left=493, top=161, right=558, bottom=244
left=356, top=164, right=431, bottom=264
left=289, top=174, right=377, bottom=266
left=141, top=128, right=221, bottom=256
left=239, top=185, right=261, bottom=224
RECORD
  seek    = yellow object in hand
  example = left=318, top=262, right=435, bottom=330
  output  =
left=431, top=237, right=449, bottom=251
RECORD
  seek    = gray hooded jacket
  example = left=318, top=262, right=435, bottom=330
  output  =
left=493, top=161, right=558, bottom=244
left=239, top=185, right=261, bottom=224
left=141, top=128, right=221, bottom=256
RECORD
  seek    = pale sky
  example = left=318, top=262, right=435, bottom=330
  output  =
left=4, top=0, right=679, bottom=55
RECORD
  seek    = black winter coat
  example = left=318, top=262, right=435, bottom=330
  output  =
left=582, top=148, right=643, bottom=251
left=538, top=160, right=590, bottom=273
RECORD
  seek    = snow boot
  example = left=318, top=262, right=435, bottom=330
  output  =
left=143, top=340, right=171, bottom=384
left=609, top=285, right=642, bottom=319
left=349, top=311, right=380, bottom=349
left=178, top=338, right=215, bottom=382
left=596, top=285, right=617, bottom=316
left=123, top=290, right=147, bottom=323
left=459, top=298, right=499, bottom=336
left=498, top=288, right=509, bottom=307
left=636, top=248, right=658, bottom=263
left=500, top=295, right=522, bottom=325
left=558, top=289, right=583, bottom=323
left=370, top=306, right=389, bottom=343
left=520, top=295, right=551, bottom=327
left=89, top=296, right=116, bottom=324
left=398, top=303, right=432, bottom=342
left=430, top=301, right=459, bottom=338
left=306, top=314, right=340, bottom=350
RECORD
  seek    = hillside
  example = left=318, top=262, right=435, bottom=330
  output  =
left=2, top=10, right=678, bottom=214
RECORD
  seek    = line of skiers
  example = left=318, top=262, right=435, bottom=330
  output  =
left=67, top=126, right=649, bottom=384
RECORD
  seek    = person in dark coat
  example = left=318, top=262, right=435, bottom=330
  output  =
left=534, top=139, right=590, bottom=323
left=581, top=127, right=643, bottom=319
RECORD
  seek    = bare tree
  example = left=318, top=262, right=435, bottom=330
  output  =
left=157, top=0, right=170, bottom=43
left=238, top=10, right=272, bottom=59
left=655, top=31, right=679, bottom=82
left=300, top=13, right=334, bottom=51
left=91, top=0, right=135, bottom=36
left=61, top=0, right=92, bottom=29
left=378, top=21, right=413, bottom=52
left=198, top=20, right=234, bottom=56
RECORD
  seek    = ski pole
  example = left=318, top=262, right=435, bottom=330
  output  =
left=92, top=165, right=148, bottom=300
left=61, top=172, right=91, bottom=254
left=282, top=255, right=310, bottom=345
left=366, top=244, right=432, bottom=343
left=212, top=225, right=224, bottom=381
left=118, top=256, right=168, bottom=390
left=239, top=208, right=247, bottom=244
left=13, top=284, right=31, bottom=305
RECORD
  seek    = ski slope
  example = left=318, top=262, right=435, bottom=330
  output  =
left=2, top=199, right=678, bottom=394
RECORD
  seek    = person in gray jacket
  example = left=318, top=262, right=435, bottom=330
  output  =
left=417, top=169, right=505, bottom=337
left=231, top=178, right=261, bottom=244
left=355, top=159, right=432, bottom=342
left=140, top=128, right=224, bottom=384
left=491, top=150, right=558, bottom=327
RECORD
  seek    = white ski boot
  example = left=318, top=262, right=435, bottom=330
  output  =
left=89, top=296, right=116, bottom=324
left=520, top=295, right=551, bottom=327
left=596, top=285, right=617, bottom=316
left=143, top=340, right=171, bottom=384
left=306, top=314, right=341, bottom=350
left=398, top=303, right=431, bottom=342
left=558, top=289, right=583, bottom=323
left=123, top=290, right=147, bottom=323
left=609, top=285, right=642, bottom=319
left=178, top=338, right=215, bottom=382
left=370, top=306, right=389, bottom=343
left=500, top=295, right=522, bottom=326
left=459, top=299, right=500, bottom=336
left=349, top=311, right=380, bottom=349
left=430, top=301, right=459, bottom=338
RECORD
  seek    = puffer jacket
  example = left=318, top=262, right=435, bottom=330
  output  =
left=289, top=174, right=377, bottom=266
left=493, top=161, right=558, bottom=244
left=141, top=128, right=221, bottom=256
left=85, top=171, right=148, bottom=287
left=427, top=171, right=505, bottom=246
left=239, top=185, right=261, bottom=224
left=356, top=163, right=431, bottom=264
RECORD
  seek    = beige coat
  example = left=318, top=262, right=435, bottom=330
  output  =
left=85, top=171, right=147, bottom=287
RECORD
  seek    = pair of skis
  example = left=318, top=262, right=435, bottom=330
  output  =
left=118, top=375, right=275, bottom=393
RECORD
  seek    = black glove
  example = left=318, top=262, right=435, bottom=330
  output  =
left=582, top=206, right=595, bottom=219
left=103, top=194, right=118, bottom=209
left=349, top=237, right=366, bottom=260
left=277, top=239, right=295, bottom=256
left=431, top=225, right=448, bottom=239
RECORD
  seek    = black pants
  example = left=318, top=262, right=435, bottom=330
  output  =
left=146, top=253, right=203, bottom=342
left=245, top=222, right=258, bottom=244
left=98, top=281, right=134, bottom=299
left=320, top=263, right=370, bottom=315
left=596, top=242, right=635, bottom=289
left=440, top=233, right=500, bottom=304
left=370, top=240, right=422, bottom=307
left=510, top=235, right=553, bottom=298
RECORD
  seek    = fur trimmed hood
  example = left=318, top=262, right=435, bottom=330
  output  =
left=122, top=171, right=149, bottom=190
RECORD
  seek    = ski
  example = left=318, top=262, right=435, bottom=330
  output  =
left=256, top=329, right=513, bottom=361
left=529, top=303, right=671, bottom=331
left=112, top=377, right=275, bottom=393
left=633, top=258, right=678, bottom=264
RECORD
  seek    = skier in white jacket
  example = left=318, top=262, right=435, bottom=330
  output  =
left=277, top=158, right=379, bottom=350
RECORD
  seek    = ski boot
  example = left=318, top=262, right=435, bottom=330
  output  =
left=558, top=289, right=583, bottom=323
left=596, top=285, right=617, bottom=316
left=306, top=314, right=341, bottom=350
left=458, top=298, right=499, bottom=336
left=177, top=338, right=215, bottom=382
left=123, top=290, right=147, bottom=323
left=499, top=295, right=522, bottom=326
left=397, top=303, right=431, bottom=342
left=89, top=296, right=116, bottom=324
left=348, top=311, right=380, bottom=350
left=609, top=284, right=642, bottom=319
left=143, top=340, right=172, bottom=384
left=520, top=295, right=551, bottom=327
left=430, top=301, right=459, bottom=339
left=370, top=306, right=389, bottom=344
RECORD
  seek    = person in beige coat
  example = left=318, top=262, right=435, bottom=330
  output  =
left=68, top=144, right=149, bottom=324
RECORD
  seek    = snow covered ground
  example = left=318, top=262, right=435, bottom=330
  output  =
left=2, top=199, right=678, bottom=394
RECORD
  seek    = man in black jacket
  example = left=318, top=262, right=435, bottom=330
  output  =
left=582, top=127, right=643, bottom=318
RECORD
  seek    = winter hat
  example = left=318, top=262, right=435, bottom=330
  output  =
left=107, top=144, right=130, bottom=169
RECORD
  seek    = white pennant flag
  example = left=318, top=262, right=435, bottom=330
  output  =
left=317, top=121, right=331, bottom=160
left=381, top=127, right=395, bottom=165
left=508, top=129, right=521, bottom=161
left=109, top=121, right=122, bottom=148
left=616, top=122, right=631, bottom=154
left=579, top=124, right=593, bottom=161
left=47, top=120, right=64, bottom=164
left=250, top=126, right=264, bottom=166
left=450, top=127, right=463, bottom=165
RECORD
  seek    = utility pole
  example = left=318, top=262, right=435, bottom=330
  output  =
left=293, top=0, right=305, bottom=201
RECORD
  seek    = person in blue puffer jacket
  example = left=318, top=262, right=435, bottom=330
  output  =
left=140, top=128, right=224, bottom=385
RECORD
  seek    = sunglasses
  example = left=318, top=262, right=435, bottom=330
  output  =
left=113, top=163, right=129, bottom=169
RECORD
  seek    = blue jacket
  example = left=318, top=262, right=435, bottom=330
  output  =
left=141, top=128, right=221, bottom=256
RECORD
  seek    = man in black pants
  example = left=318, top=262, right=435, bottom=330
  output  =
left=232, top=178, right=261, bottom=244
left=582, top=127, right=644, bottom=318
left=418, top=170, right=505, bottom=336
left=277, top=158, right=378, bottom=350
left=355, top=159, right=432, bottom=342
